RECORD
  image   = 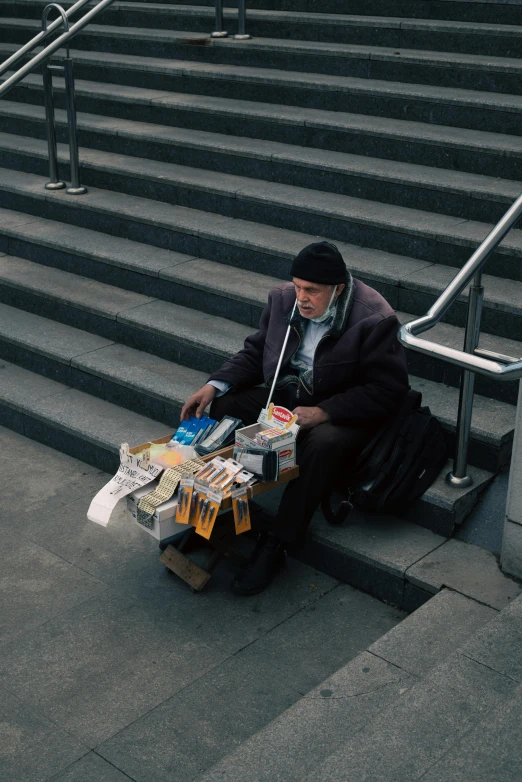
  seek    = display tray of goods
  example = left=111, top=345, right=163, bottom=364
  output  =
left=87, top=403, right=299, bottom=545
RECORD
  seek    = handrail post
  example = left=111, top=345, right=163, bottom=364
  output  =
left=41, top=4, right=69, bottom=191
left=63, top=57, right=87, bottom=195
left=211, top=0, right=228, bottom=38
left=234, top=0, right=251, bottom=39
left=42, top=64, right=65, bottom=191
left=446, top=269, right=485, bottom=488
left=41, top=4, right=87, bottom=195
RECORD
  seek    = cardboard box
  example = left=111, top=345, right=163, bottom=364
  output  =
left=235, top=403, right=299, bottom=476
left=127, top=482, right=187, bottom=542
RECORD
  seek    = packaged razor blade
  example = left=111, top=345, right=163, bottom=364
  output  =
left=196, top=455, right=229, bottom=483
left=209, top=458, right=243, bottom=492
left=233, top=446, right=278, bottom=482
left=220, top=469, right=255, bottom=499
left=195, top=415, right=243, bottom=456
left=195, top=488, right=223, bottom=540
left=233, top=469, right=255, bottom=486
left=191, top=479, right=210, bottom=525
left=232, top=486, right=251, bottom=535
left=176, top=476, right=195, bottom=525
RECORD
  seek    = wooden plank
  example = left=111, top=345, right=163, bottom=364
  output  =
left=160, top=544, right=211, bottom=591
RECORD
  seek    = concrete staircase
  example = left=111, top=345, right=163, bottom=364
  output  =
left=0, top=0, right=521, bottom=537
left=101, top=585, right=522, bottom=781
left=192, top=589, right=522, bottom=782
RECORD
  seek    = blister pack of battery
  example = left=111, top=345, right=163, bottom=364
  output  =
left=232, top=486, right=251, bottom=535
left=195, top=415, right=243, bottom=456
left=171, top=415, right=217, bottom=446
left=195, top=488, right=223, bottom=540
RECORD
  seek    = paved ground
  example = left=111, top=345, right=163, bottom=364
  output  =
left=0, top=426, right=406, bottom=782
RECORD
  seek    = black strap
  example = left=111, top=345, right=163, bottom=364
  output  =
left=321, top=494, right=354, bottom=526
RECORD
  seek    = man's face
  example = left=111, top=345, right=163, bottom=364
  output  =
left=293, top=277, right=344, bottom=319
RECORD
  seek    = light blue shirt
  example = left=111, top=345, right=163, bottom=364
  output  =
left=208, top=318, right=331, bottom=397
left=293, top=318, right=330, bottom=369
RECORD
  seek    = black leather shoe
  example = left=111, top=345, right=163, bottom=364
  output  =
left=231, top=534, right=286, bottom=596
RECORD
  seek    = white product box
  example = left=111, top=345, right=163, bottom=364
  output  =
left=127, top=482, right=187, bottom=542
left=235, top=403, right=299, bottom=476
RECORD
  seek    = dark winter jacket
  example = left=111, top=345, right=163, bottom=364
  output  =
left=209, top=272, right=409, bottom=426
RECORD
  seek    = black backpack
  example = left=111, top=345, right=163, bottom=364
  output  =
left=322, top=390, right=448, bottom=525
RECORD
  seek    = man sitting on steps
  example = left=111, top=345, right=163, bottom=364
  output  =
left=181, top=241, right=409, bottom=596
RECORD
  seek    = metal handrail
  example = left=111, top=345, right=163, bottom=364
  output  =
left=0, top=0, right=114, bottom=194
left=399, top=194, right=522, bottom=380
left=0, top=0, right=115, bottom=98
left=399, top=191, right=522, bottom=487
left=0, top=0, right=92, bottom=80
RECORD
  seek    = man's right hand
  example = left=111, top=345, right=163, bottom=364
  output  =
left=180, top=384, right=217, bottom=421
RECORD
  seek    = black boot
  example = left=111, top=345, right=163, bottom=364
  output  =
left=231, top=533, right=286, bottom=596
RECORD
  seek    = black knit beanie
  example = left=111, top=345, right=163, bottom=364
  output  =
left=290, top=241, right=347, bottom=285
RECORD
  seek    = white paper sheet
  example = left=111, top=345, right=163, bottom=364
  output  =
left=87, top=446, right=162, bottom=527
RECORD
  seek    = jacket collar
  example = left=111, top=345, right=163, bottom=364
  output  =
left=287, top=269, right=355, bottom=339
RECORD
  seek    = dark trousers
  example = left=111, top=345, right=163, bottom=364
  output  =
left=211, top=388, right=374, bottom=545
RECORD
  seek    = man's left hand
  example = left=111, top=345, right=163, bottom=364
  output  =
left=292, top=406, right=330, bottom=430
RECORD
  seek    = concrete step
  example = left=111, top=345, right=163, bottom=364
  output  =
left=417, top=684, right=522, bottom=780
left=0, top=205, right=519, bottom=407
left=2, top=162, right=522, bottom=295
left=0, top=359, right=169, bottom=474
left=5, top=131, right=522, bottom=256
left=4, top=71, right=522, bottom=182
left=1, top=114, right=521, bottom=226
left=0, top=301, right=209, bottom=428
left=0, top=253, right=251, bottom=375
left=119, top=0, right=522, bottom=24
left=5, top=19, right=522, bottom=94
left=5, top=46, right=522, bottom=137
left=1, top=165, right=522, bottom=346
left=254, top=487, right=520, bottom=599
left=2, top=1, right=522, bottom=55
left=414, top=596, right=522, bottom=780
left=0, top=206, right=274, bottom=329
left=0, top=259, right=515, bottom=472
left=1, top=136, right=522, bottom=340
left=4, top=0, right=522, bottom=25
left=197, top=589, right=499, bottom=782
left=301, top=602, right=522, bottom=781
